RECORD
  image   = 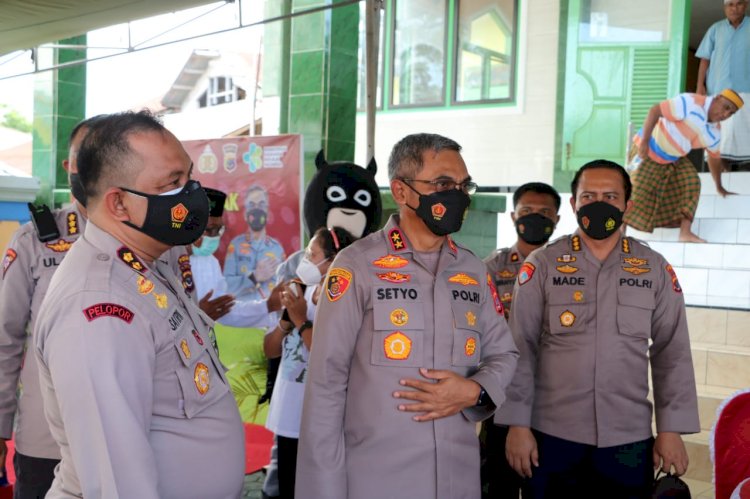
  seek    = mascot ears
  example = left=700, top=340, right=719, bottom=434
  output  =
left=315, top=150, right=377, bottom=174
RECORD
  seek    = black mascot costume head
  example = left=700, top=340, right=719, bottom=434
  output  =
left=303, top=150, right=382, bottom=238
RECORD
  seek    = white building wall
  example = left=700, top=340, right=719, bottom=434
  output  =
left=355, top=0, right=561, bottom=189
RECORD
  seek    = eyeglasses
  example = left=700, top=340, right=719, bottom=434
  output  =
left=204, top=225, right=225, bottom=237
left=400, top=178, right=478, bottom=195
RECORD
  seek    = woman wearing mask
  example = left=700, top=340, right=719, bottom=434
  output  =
left=263, top=226, right=355, bottom=499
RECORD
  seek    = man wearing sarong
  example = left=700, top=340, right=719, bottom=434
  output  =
left=624, top=89, right=743, bottom=243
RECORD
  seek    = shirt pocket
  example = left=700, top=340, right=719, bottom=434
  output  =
left=616, top=289, right=655, bottom=340
left=450, top=301, right=481, bottom=367
left=547, top=292, right=587, bottom=336
left=174, top=332, right=230, bottom=418
left=370, top=301, right=424, bottom=367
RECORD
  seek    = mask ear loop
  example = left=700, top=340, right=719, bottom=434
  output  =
left=328, top=227, right=340, bottom=251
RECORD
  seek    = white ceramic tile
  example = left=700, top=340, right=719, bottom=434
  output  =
left=685, top=244, right=723, bottom=268
left=727, top=172, right=750, bottom=195
left=660, top=228, right=680, bottom=242
left=706, top=295, right=750, bottom=308
left=738, top=220, right=750, bottom=244
left=699, top=173, right=718, bottom=195
left=649, top=242, right=685, bottom=266
left=712, top=195, right=750, bottom=218
left=722, top=244, right=750, bottom=270
left=707, top=269, right=750, bottom=298
left=675, top=267, right=708, bottom=297
left=627, top=227, right=658, bottom=241
left=694, top=196, right=715, bottom=219
left=696, top=219, right=738, bottom=244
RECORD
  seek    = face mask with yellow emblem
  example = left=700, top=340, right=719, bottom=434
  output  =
left=576, top=201, right=623, bottom=240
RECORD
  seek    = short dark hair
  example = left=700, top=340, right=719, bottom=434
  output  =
left=388, top=133, right=462, bottom=181
left=513, top=182, right=561, bottom=212
left=314, top=226, right=356, bottom=260
left=77, top=110, right=167, bottom=200
left=570, top=159, right=632, bottom=202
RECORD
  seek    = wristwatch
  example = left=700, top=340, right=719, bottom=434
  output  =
left=476, top=386, right=492, bottom=407
left=298, top=320, right=313, bottom=335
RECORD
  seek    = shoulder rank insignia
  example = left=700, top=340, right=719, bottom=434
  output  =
left=384, top=331, right=411, bottom=360
left=560, top=310, right=576, bottom=327
left=556, top=264, right=578, bottom=274
left=372, top=254, right=409, bottom=269
left=621, top=238, right=631, bottom=254
left=377, top=271, right=411, bottom=283
left=665, top=264, right=682, bottom=293
left=389, top=228, right=407, bottom=251
left=326, top=268, right=353, bottom=302
left=448, top=273, right=479, bottom=286
left=487, top=273, right=504, bottom=315
left=496, top=269, right=516, bottom=279
left=194, top=362, right=210, bottom=395
left=518, top=262, right=536, bottom=285
left=82, top=303, right=135, bottom=324
left=571, top=235, right=581, bottom=252
left=117, top=247, right=146, bottom=272
left=45, top=239, right=73, bottom=253
left=447, top=236, right=458, bottom=254
left=2, top=249, right=17, bottom=278
left=557, top=254, right=576, bottom=263
left=622, top=266, right=650, bottom=275
left=510, top=252, right=520, bottom=262
left=67, top=212, right=79, bottom=236
left=623, top=257, right=647, bottom=267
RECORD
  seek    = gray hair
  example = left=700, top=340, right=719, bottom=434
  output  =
left=387, top=133, right=462, bottom=181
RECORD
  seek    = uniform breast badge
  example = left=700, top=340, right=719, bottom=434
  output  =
left=377, top=271, right=411, bottom=283
left=464, top=337, right=477, bottom=356
left=448, top=273, right=479, bottom=286
left=384, top=332, right=411, bottom=360
left=372, top=254, right=409, bottom=269
left=559, top=310, right=576, bottom=327
left=573, top=291, right=584, bottom=302
left=137, top=276, right=155, bottom=294
left=465, top=311, right=476, bottom=327
left=180, top=339, right=191, bottom=359
left=556, top=264, right=578, bottom=274
left=45, top=239, right=73, bottom=253
left=194, top=363, right=210, bottom=395
left=390, top=308, right=409, bottom=327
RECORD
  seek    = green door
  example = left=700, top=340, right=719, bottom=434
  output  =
left=554, top=0, right=691, bottom=191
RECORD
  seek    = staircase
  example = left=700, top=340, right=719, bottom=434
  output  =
left=629, top=172, right=750, bottom=498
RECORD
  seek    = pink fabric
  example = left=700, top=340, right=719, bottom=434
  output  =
left=244, top=423, right=274, bottom=475
left=714, top=392, right=750, bottom=499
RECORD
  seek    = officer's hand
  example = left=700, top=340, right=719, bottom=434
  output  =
left=254, top=256, right=279, bottom=283
left=506, top=426, right=539, bottom=478
left=653, top=432, right=688, bottom=476
left=280, top=284, right=307, bottom=327
left=199, top=290, right=236, bottom=320
left=393, top=368, right=480, bottom=422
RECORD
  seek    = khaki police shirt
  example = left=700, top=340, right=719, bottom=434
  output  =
left=0, top=206, right=84, bottom=458
left=484, top=243, right=524, bottom=318
left=496, top=233, right=700, bottom=447
left=34, top=222, right=245, bottom=499
left=295, top=215, right=519, bottom=499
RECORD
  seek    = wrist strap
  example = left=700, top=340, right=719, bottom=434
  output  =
left=298, top=320, right=313, bottom=335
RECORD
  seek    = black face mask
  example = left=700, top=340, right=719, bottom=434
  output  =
left=576, top=201, right=623, bottom=240
left=404, top=183, right=471, bottom=236
left=69, top=173, right=87, bottom=207
left=515, top=213, right=555, bottom=245
left=247, top=208, right=268, bottom=231
left=122, top=180, right=209, bottom=246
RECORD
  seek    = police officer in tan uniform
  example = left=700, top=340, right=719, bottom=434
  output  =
left=33, top=111, right=244, bottom=498
left=0, top=116, right=101, bottom=499
left=481, top=182, right=560, bottom=499
left=296, top=133, right=519, bottom=499
left=499, top=160, right=700, bottom=498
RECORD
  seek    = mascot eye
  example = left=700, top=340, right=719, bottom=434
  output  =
left=354, top=189, right=372, bottom=207
left=327, top=186, right=347, bottom=203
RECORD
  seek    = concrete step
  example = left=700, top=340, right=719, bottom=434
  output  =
left=630, top=218, right=750, bottom=244
left=683, top=477, right=715, bottom=499
left=700, top=171, right=750, bottom=196
left=691, top=342, right=750, bottom=390
left=686, top=307, right=750, bottom=347
left=695, top=384, right=736, bottom=432
left=683, top=430, right=712, bottom=483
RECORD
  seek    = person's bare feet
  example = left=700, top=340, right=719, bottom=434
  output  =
left=679, top=231, right=706, bottom=243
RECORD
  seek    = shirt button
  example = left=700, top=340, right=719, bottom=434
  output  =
left=97, top=254, right=110, bottom=261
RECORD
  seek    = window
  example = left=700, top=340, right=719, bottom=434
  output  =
left=198, top=76, right=246, bottom=108
left=356, top=2, right=385, bottom=109
left=358, top=0, right=518, bottom=110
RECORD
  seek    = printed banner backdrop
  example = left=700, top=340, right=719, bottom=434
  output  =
left=183, top=135, right=303, bottom=267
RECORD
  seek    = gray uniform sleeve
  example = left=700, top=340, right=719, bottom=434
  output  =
left=295, top=254, right=362, bottom=499
left=463, top=271, right=519, bottom=421
left=496, top=253, right=546, bottom=427
left=650, top=261, right=700, bottom=434
left=36, top=293, right=160, bottom=498
left=0, top=230, right=34, bottom=439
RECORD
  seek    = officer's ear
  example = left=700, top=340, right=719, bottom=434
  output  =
left=510, top=211, right=517, bottom=224
left=103, top=188, right=135, bottom=222
left=390, top=178, right=408, bottom=206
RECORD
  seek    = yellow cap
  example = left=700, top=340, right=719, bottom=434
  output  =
left=720, top=89, right=745, bottom=110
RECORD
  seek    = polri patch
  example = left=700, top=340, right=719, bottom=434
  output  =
left=82, top=303, right=135, bottom=324
left=2, top=249, right=17, bottom=278
left=326, top=268, right=353, bottom=302
left=518, top=262, right=536, bottom=285
left=665, top=264, right=682, bottom=293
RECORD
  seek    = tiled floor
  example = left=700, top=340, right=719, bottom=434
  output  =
left=684, top=477, right=715, bottom=499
